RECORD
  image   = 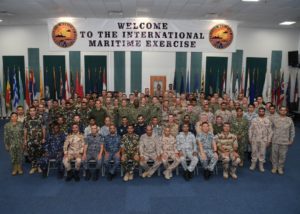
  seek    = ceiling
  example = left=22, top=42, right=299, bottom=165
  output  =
left=0, top=0, right=300, bottom=28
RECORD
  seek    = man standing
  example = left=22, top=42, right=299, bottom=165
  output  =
left=63, top=123, right=85, bottom=182
left=89, top=100, right=108, bottom=127
left=176, top=123, right=198, bottom=181
left=104, top=124, right=121, bottom=181
left=271, top=106, right=295, bottom=175
left=215, top=123, right=240, bottom=179
left=215, top=102, right=232, bottom=123
left=121, top=124, right=140, bottom=181
left=161, top=127, right=180, bottom=180
left=139, top=125, right=162, bottom=178
left=249, top=107, right=273, bottom=172
left=82, top=124, right=104, bottom=181
left=24, top=106, right=46, bottom=174
left=197, top=122, right=218, bottom=180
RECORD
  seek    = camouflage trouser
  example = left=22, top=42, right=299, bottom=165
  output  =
left=63, top=153, right=82, bottom=171
left=9, top=144, right=23, bottom=165
left=82, top=153, right=102, bottom=170
left=272, top=144, right=289, bottom=169
left=199, top=150, right=218, bottom=172
left=27, top=140, right=43, bottom=168
left=121, top=153, right=139, bottom=174
left=179, top=150, right=199, bottom=172
left=140, top=153, right=162, bottom=177
left=161, top=151, right=180, bottom=172
left=38, top=153, right=63, bottom=171
left=238, top=139, right=247, bottom=161
left=220, top=152, right=240, bottom=173
left=251, top=141, right=267, bottom=163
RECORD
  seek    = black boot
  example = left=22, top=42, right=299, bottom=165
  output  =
left=42, top=168, right=47, bottom=178
left=183, top=170, right=189, bottom=181
left=93, top=169, right=100, bottom=181
left=65, top=170, right=73, bottom=182
left=204, top=170, right=209, bottom=180
left=57, top=170, right=64, bottom=179
left=85, top=170, right=91, bottom=181
left=188, top=170, right=193, bottom=179
left=74, top=170, right=80, bottom=182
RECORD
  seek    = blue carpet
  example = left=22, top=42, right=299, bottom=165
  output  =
left=0, top=120, right=300, bottom=214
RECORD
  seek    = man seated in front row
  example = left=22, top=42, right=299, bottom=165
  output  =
left=63, top=123, right=85, bottom=182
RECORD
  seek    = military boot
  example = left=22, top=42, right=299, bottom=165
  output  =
left=258, top=162, right=265, bottom=172
left=278, top=168, right=284, bottom=175
left=17, top=164, right=23, bottom=175
left=223, top=169, right=229, bottom=179
left=74, top=170, right=80, bottom=182
left=271, top=167, right=277, bottom=174
left=128, top=172, right=134, bottom=180
left=230, top=167, right=238, bottom=179
left=29, top=167, right=37, bottom=174
left=123, top=172, right=129, bottom=181
left=249, top=161, right=256, bottom=171
left=85, top=170, right=91, bottom=181
left=93, top=169, right=100, bottom=181
left=65, top=170, right=73, bottom=182
left=12, top=164, right=18, bottom=176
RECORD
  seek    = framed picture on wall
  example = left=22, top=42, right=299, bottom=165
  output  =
left=150, top=76, right=166, bottom=96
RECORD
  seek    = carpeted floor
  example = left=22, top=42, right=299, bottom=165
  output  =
left=0, top=120, right=299, bottom=214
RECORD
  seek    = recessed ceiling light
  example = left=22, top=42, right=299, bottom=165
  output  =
left=279, top=21, right=296, bottom=25
left=242, top=0, right=260, bottom=2
left=0, top=19, right=3, bottom=22
left=108, top=11, right=123, bottom=17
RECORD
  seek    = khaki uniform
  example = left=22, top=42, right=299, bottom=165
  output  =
left=160, top=135, right=180, bottom=173
left=63, top=133, right=85, bottom=170
left=215, top=109, right=232, bottom=123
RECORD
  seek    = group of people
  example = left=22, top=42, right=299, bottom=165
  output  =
left=3, top=90, right=295, bottom=182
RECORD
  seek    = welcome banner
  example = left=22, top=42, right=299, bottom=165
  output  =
left=48, top=18, right=238, bottom=52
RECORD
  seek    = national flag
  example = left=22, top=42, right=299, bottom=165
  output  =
left=29, top=70, right=36, bottom=104
left=262, top=70, right=272, bottom=102
left=294, top=74, right=298, bottom=103
left=102, top=68, right=107, bottom=91
left=0, top=78, right=6, bottom=118
left=240, top=68, right=244, bottom=94
left=277, top=72, right=284, bottom=107
left=173, top=70, right=177, bottom=92
left=70, top=72, right=74, bottom=96
left=286, top=73, right=291, bottom=108
left=201, top=72, right=205, bottom=92
left=25, top=70, right=30, bottom=107
left=75, top=71, right=84, bottom=97
left=180, top=73, right=184, bottom=94
left=59, top=70, right=63, bottom=99
left=53, top=66, right=58, bottom=99
left=12, top=71, right=19, bottom=111
left=221, top=70, right=226, bottom=95
left=79, top=71, right=84, bottom=97
left=193, top=71, right=200, bottom=92
left=216, top=70, right=220, bottom=94
left=272, top=75, right=278, bottom=104
left=246, top=70, right=250, bottom=97
left=18, top=69, right=24, bottom=106
left=249, top=73, right=255, bottom=103
left=228, top=70, right=233, bottom=99
left=234, top=73, right=239, bottom=99
left=186, top=70, right=190, bottom=93
left=44, top=68, right=50, bottom=100
left=5, top=70, right=11, bottom=108
left=65, top=71, right=71, bottom=100
left=88, top=68, right=92, bottom=93
left=39, top=68, right=44, bottom=100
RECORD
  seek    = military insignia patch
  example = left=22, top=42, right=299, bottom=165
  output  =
left=52, top=22, right=77, bottom=48
left=209, top=24, right=233, bottom=49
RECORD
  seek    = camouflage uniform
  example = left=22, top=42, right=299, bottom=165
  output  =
left=121, top=133, right=140, bottom=174
left=24, top=116, right=45, bottom=168
left=202, top=111, right=215, bottom=124
left=249, top=117, right=273, bottom=163
left=170, top=105, right=185, bottom=123
left=213, top=124, right=223, bottom=135
left=164, top=122, right=179, bottom=138
left=149, top=103, right=162, bottom=123
left=117, top=106, right=131, bottom=126
left=176, top=132, right=198, bottom=172
left=4, top=122, right=24, bottom=165
left=139, top=105, right=150, bottom=123
left=231, top=117, right=249, bottom=161
left=215, top=109, right=232, bottom=123
left=76, top=107, right=91, bottom=128
left=197, top=132, right=218, bottom=171
left=48, top=107, right=63, bottom=122
left=139, top=134, right=162, bottom=177
left=215, top=132, right=240, bottom=177
left=83, top=133, right=103, bottom=170
left=100, top=125, right=110, bottom=137
left=104, top=134, right=121, bottom=175
left=129, top=107, right=140, bottom=124
left=195, top=122, right=214, bottom=135
left=106, top=104, right=118, bottom=125
left=39, top=132, right=66, bottom=172
left=161, top=108, right=170, bottom=126
left=161, top=134, right=180, bottom=174
left=271, top=116, right=295, bottom=170
left=152, top=124, right=163, bottom=137
left=63, top=133, right=85, bottom=170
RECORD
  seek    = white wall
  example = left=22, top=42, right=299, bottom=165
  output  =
left=0, top=24, right=299, bottom=94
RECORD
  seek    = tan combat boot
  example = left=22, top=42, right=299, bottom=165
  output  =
left=249, top=161, right=256, bottom=171
left=17, top=164, right=23, bottom=175
left=230, top=167, right=238, bottom=179
left=29, top=167, right=37, bottom=174
left=123, top=172, right=129, bottom=182
left=258, top=162, right=265, bottom=172
left=142, top=171, right=149, bottom=178
left=12, top=164, right=18, bottom=176
left=223, top=169, right=229, bottom=179
left=278, top=168, right=284, bottom=175
left=239, top=160, right=244, bottom=167
left=163, top=170, right=170, bottom=180
left=271, top=167, right=277, bottom=174
left=128, top=172, right=134, bottom=180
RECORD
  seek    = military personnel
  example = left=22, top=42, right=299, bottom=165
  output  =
left=151, top=116, right=163, bottom=137
left=129, top=99, right=140, bottom=124
left=104, top=124, right=121, bottom=181
left=24, top=106, right=46, bottom=174
left=121, top=124, right=140, bottom=181
left=117, top=99, right=131, bottom=126
left=84, top=117, right=100, bottom=137
left=202, top=104, right=215, bottom=124
left=176, top=123, right=198, bottom=181
left=195, top=113, right=213, bottom=135
left=161, top=100, right=171, bottom=126
left=76, top=101, right=90, bottom=127
left=68, top=114, right=85, bottom=134
left=190, top=98, right=202, bottom=116
left=231, top=107, right=249, bottom=166
left=213, top=116, right=224, bottom=135
left=267, top=105, right=278, bottom=124
left=105, top=97, right=118, bottom=125
left=57, top=115, right=68, bottom=135
left=181, top=104, right=197, bottom=125
left=16, top=105, right=25, bottom=123
left=271, top=106, right=295, bottom=175
left=215, top=123, right=240, bottom=179
left=197, top=122, right=218, bottom=180
left=134, top=115, right=147, bottom=137
left=249, top=107, right=273, bottom=172
left=149, top=96, right=162, bottom=123
left=82, top=124, right=104, bottom=181
left=117, top=116, right=129, bottom=137
left=161, top=127, right=180, bottom=180
left=63, top=123, right=85, bottom=182
left=37, top=104, right=49, bottom=129
left=139, top=125, right=162, bottom=178
left=100, top=116, right=111, bottom=137
left=215, top=102, right=232, bottom=123
left=4, top=112, right=24, bottom=175
left=164, top=114, right=179, bottom=138
left=89, top=100, right=108, bottom=127
left=39, top=122, right=65, bottom=178
left=139, top=97, right=150, bottom=123
left=170, top=98, right=185, bottom=124
left=63, top=102, right=76, bottom=128
left=179, top=115, right=196, bottom=136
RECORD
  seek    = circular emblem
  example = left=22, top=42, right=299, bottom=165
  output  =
left=209, top=24, right=233, bottom=49
left=52, top=22, right=77, bottom=48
